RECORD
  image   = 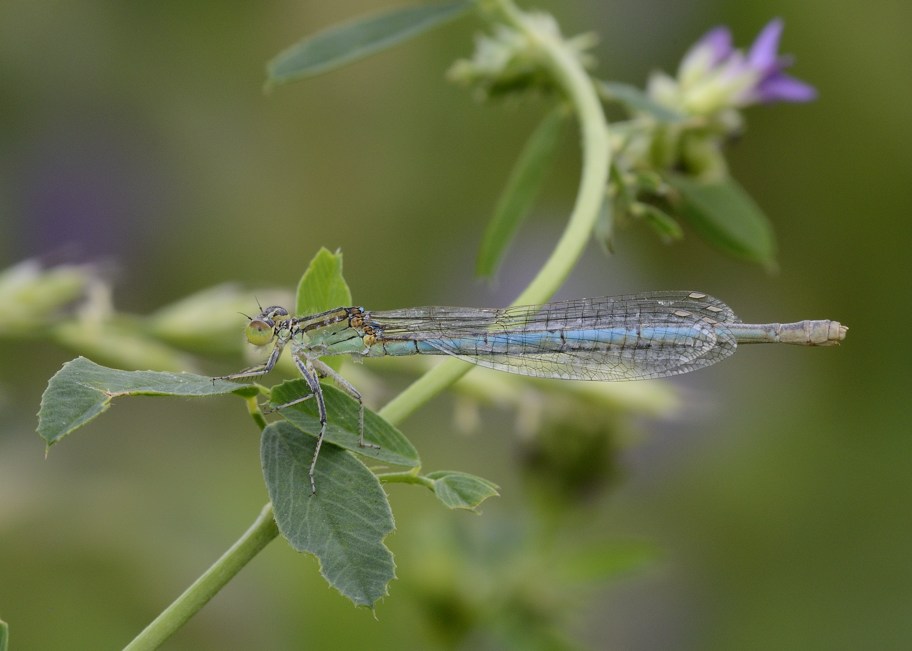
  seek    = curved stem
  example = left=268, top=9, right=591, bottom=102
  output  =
left=377, top=470, right=435, bottom=489
left=123, top=504, right=279, bottom=651
left=246, top=394, right=269, bottom=430
left=380, top=0, right=610, bottom=426
left=484, top=0, right=610, bottom=305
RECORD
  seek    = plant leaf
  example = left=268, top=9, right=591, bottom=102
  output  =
left=633, top=202, right=684, bottom=242
left=594, top=189, right=615, bottom=254
left=598, top=81, right=685, bottom=123
left=476, top=107, right=567, bottom=278
left=425, top=470, right=499, bottom=510
left=262, top=421, right=395, bottom=607
left=664, top=173, right=777, bottom=268
left=296, top=247, right=352, bottom=316
left=37, top=357, right=256, bottom=446
left=270, top=380, right=419, bottom=468
left=147, top=284, right=291, bottom=356
left=267, top=1, right=472, bottom=85
left=0, top=259, right=95, bottom=336
left=51, top=322, right=198, bottom=373
left=0, top=617, right=7, bottom=651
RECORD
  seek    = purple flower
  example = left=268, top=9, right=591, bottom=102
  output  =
left=648, top=18, right=816, bottom=115
left=745, top=19, right=817, bottom=104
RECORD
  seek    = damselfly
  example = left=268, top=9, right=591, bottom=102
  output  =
left=220, top=291, right=847, bottom=492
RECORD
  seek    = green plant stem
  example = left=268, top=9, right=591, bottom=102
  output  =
left=380, top=0, right=610, bottom=427
left=245, top=394, right=269, bottom=430
left=123, top=504, right=279, bottom=651
left=377, top=470, right=434, bottom=488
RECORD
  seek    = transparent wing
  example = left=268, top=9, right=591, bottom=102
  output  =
left=370, top=291, right=740, bottom=381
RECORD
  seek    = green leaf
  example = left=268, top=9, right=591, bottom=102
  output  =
left=632, top=202, right=684, bottom=242
left=594, top=188, right=615, bottom=254
left=0, top=617, right=7, bottom=651
left=38, top=357, right=257, bottom=446
left=425, top=470, right=499, bottom=510
left=598, top=81, right=685, bottom=123
left=147, top=284, right=291, bottom=356
left=296, top=247, right=352, bottom=317
left=476, top=107, right=567, bottom=278
left=270, top=379, right=419, bottom=468
left=665, top=173, right=777, bottom=268
left=51, top=322, right=198, bottom=373
left=262, top=421, right=395, bottom=607
left=267, top=1, right=472, bottom=85
left=0, top=259, right=95, bottom=336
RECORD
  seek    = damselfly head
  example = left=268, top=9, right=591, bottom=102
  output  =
left=254, top=305, right=289, bottom=321
left=244, top=318, right=275, bottom=346
left=244, top=306, right=288, bottom=346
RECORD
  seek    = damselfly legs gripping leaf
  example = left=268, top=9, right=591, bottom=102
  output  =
left=219, top=291, right=847, bottom=493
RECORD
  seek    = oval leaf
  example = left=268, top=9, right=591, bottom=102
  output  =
left=594, top=190, right=615, bottom=254
left=38, top=357, right=256, bottom=446
left=425, top=470, right=499, bottom=510
left=262, top=421, right=395, bottom=607
left=268, top=1, right=472, bottom=85
left=296, top=247, right=352, bottom=317
left=665, top=173, right=777, bottom=268
left=476, top=107, right=567, bottom=278
left=270, top=379, right=420, bottom=468
left=633, top=202, right=684, bottom=242
left=294, top=248, right=353, bottom=371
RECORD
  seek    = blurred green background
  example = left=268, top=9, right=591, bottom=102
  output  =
left=1, top=1, right=909, bottom=649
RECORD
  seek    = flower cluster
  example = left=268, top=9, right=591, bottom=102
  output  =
left=448, top=12, right=597, bottom=100
left=648, top=18, right=816, bottom=116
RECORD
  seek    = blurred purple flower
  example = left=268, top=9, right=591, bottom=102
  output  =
left=745, top=19, right=817, bottom=103
left=649, top=18, right=816, bottom=115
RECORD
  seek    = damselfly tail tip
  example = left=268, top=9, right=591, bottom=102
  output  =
left=819, top=320, right=848, bottom=346
left=834, top=322, right=848, bottom=343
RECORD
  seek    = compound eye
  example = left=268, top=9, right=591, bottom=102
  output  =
left=245, top=318, right=275, bottom=346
